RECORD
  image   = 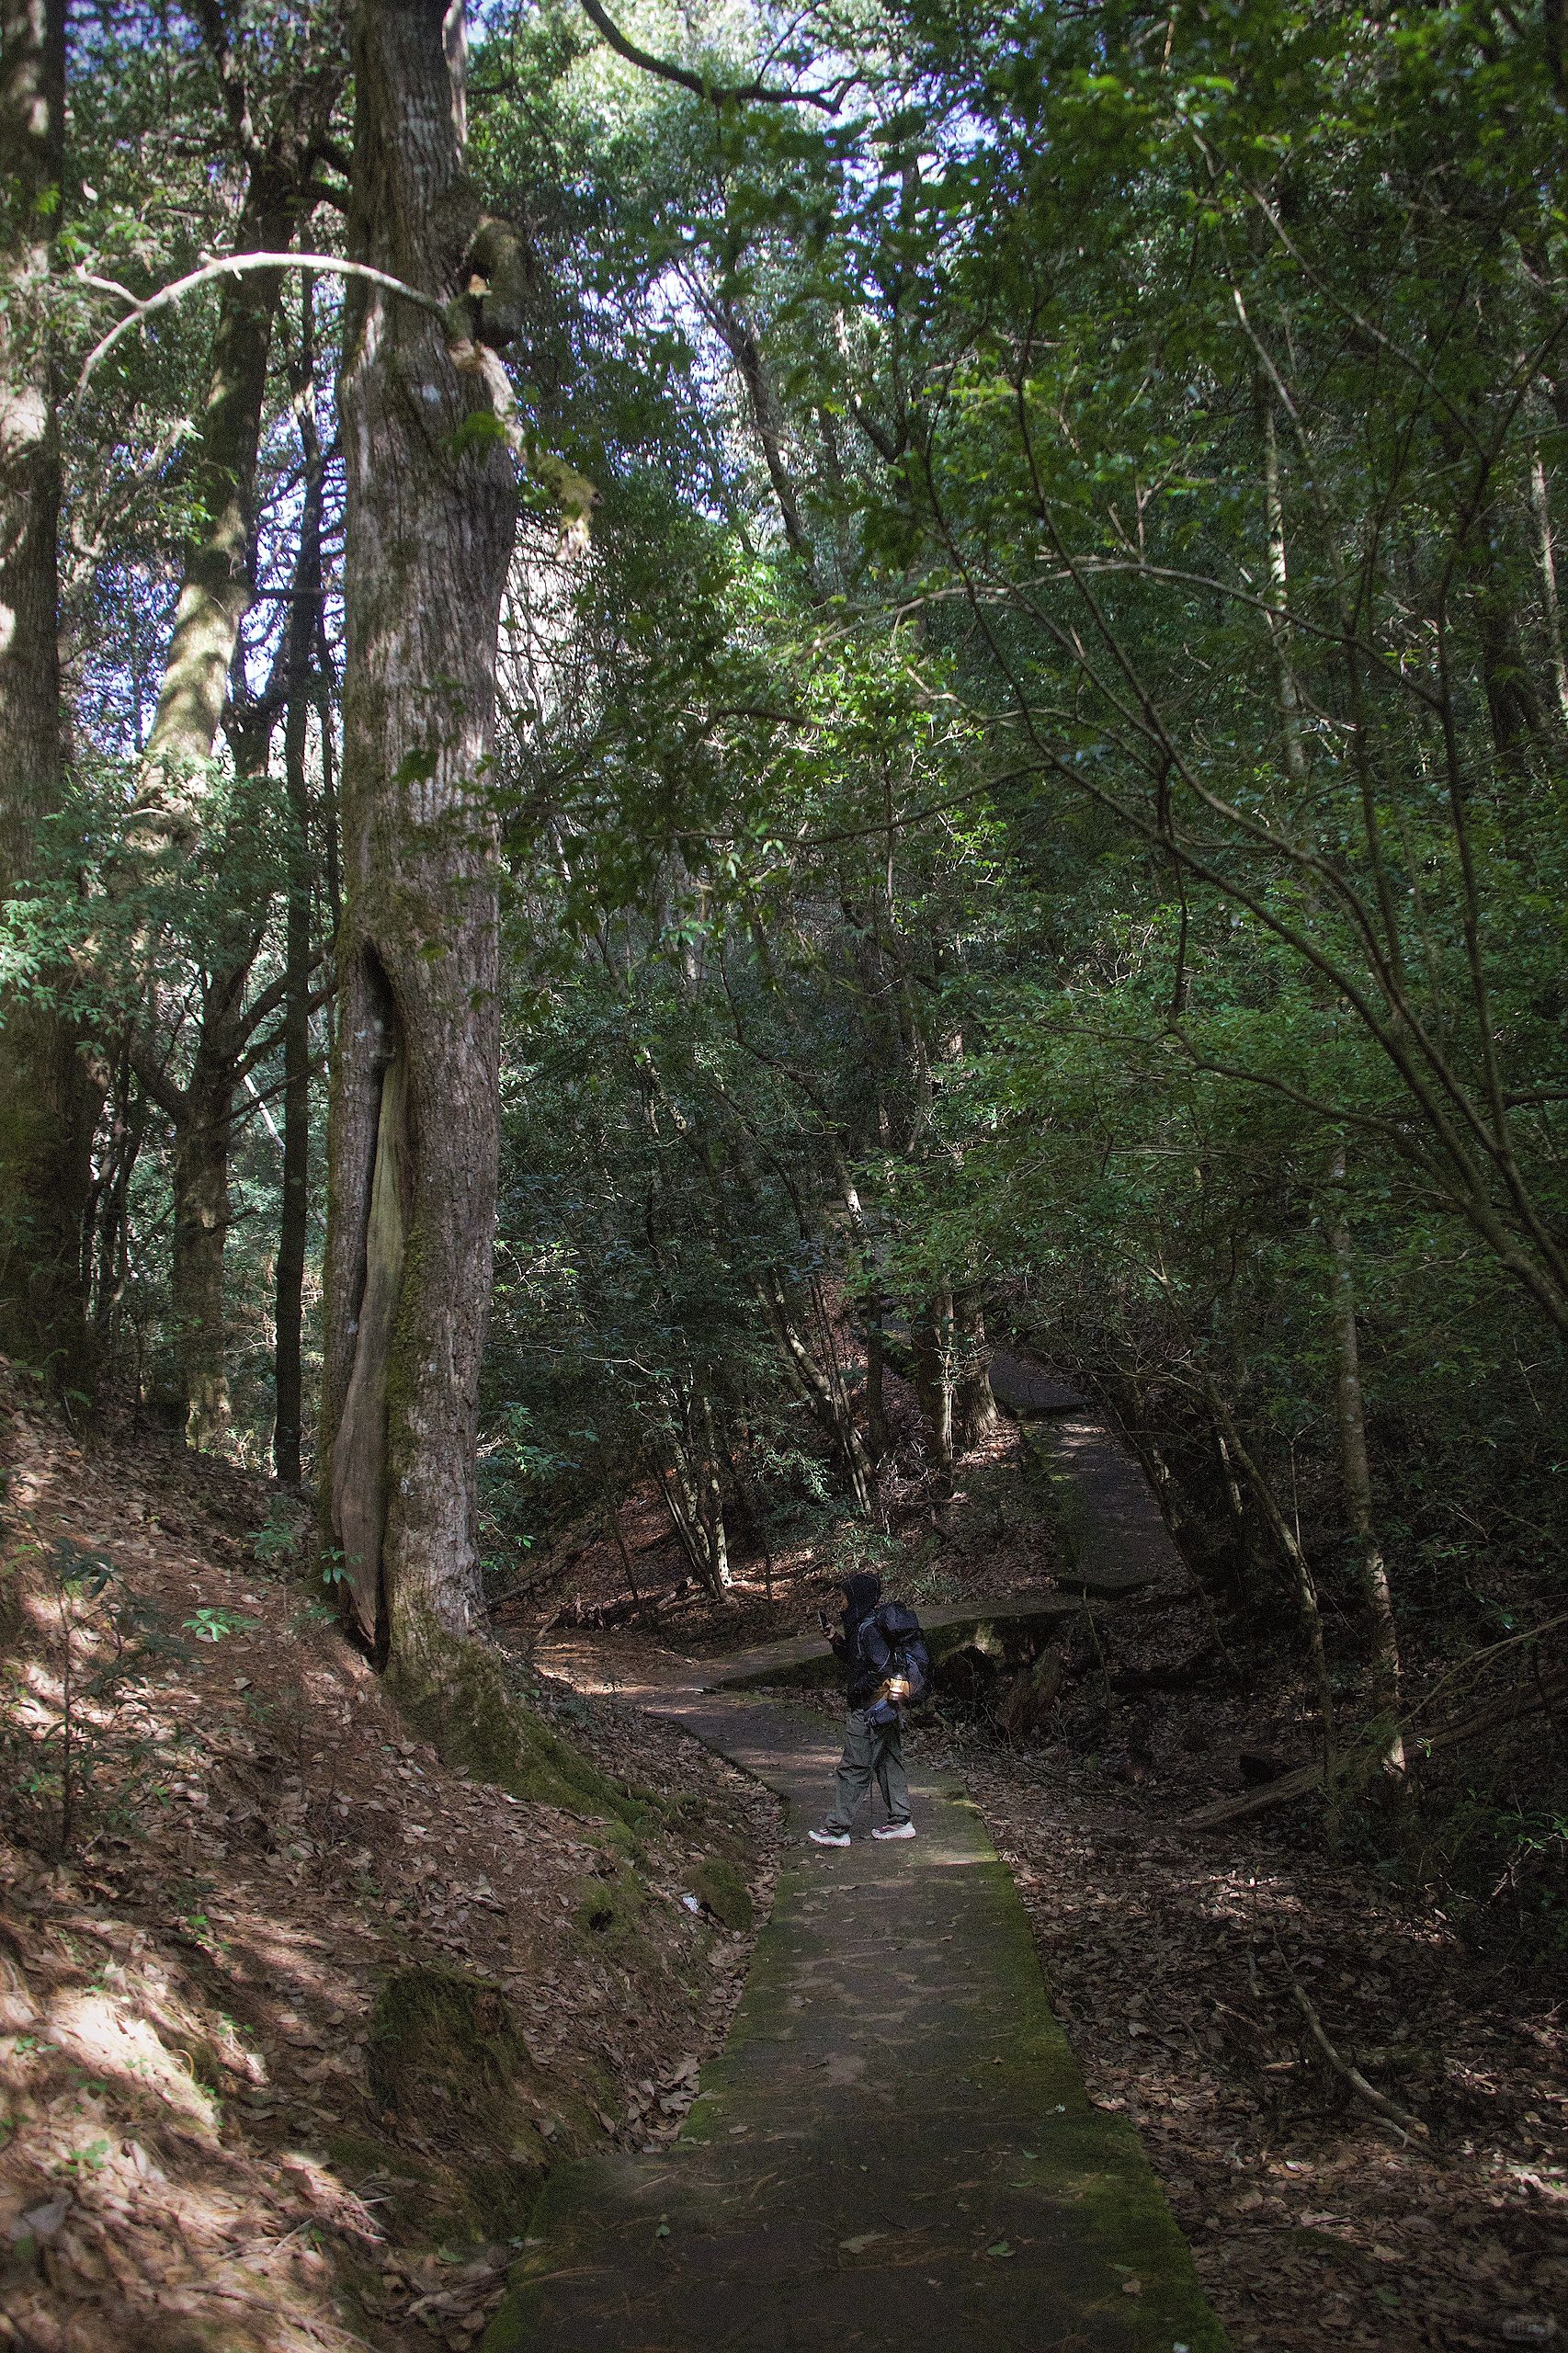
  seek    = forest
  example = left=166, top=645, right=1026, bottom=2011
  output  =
left=0, top=1, right=1564, bottom=2348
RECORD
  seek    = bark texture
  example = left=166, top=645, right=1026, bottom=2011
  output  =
left=322, top=0, right=515, bottom=1671
left=115, top=36, right=343, bottom=889
left=0, top=0, right=95, bottom=1386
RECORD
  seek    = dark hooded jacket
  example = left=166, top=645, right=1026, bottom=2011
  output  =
left=835, top=1571, right=885, bottom=1709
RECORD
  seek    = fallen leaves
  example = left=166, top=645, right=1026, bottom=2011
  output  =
left=965, top=1738, right=1568, bottom=2353
left=0, top=1372, right=783, bottom=2351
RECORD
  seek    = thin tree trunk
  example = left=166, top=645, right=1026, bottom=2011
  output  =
left=753, top=1269, right=875, bottom=1511
left=865, top=1310, right=889, bottom=1460
left=1528, top=450, right=1568, bottom=726
left=89, top=1051, right=143, bottom=1347
left=659, top=1431, right=711, bottom=1585
left=169, top=1002, right=243, bottom=1449
left=1255, top=367, right=1309, bottom=788
left=0, top=0, right=96, bottom=1390
left=1203, top=1374, right=1340, bottom=1839
left=950, top=1290, right=997, bottom=1450
left=699, top=1388, right=732, bottom=1594
left=912, top=1288, right=956, bottom=1480
left=608, top=1504, right=642, bottom=1609
left=322, top=0, right=518, bottom=1677
left=1211, top=1419, right=1261, bottom=1599
left=1325, top=1148, right=1404, bottom=1778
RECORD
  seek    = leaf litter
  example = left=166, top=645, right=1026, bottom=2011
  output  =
left=0, top=1370, right=781, bottom=2349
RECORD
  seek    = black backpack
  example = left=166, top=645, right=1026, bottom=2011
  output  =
left=858, top=1600, right=931, bottom=1726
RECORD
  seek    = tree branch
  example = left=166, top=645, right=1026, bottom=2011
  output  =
left=577, top=0, right=842, bottom=110
left=71, top=254, right=449, bottom=399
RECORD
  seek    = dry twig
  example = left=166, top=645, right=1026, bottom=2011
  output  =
left=1274, top=1945, right=1430, bottom=2143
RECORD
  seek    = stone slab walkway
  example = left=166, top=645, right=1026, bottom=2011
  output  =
left=483, top=1660, right=1228, bottom=2352
left=989, top=1351, right=1187, bottom=1593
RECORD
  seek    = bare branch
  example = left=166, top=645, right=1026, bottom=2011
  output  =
left=577, top=0, right=843, bottom=110
left=71, top=254, right=449, bottom=400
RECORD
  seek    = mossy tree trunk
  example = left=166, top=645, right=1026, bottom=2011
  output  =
left=114, top=30, right=343, bottom=893
left=322, top=0, right=517, bottom=1676
left=0, top=0, right=96, bottom=1390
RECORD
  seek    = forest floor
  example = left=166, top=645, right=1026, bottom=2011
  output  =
left=0, top=1365, right=783, bottom=2353
left=533, top=1367, right=1568, bottom=2353
left=3, top=1355, right=1562, bottom=2352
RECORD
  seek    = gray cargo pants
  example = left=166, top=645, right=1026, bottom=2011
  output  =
left=824, top=1709, right=912, bottom=1834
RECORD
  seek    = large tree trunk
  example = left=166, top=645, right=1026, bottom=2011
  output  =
left=322, top=0, right=516, bottom=1677
left=0, top=0, right=95, bottom=1389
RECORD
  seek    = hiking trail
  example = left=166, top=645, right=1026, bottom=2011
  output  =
left=483, top=1365, right=1228, bottom=2352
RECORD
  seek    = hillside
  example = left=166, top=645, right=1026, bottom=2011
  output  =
left=0, top=1369, right=778, bottom=2351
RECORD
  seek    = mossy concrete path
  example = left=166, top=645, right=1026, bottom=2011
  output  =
left=483, top=1651, right=1227, bottom=2351
left=988, top=1351, right=1188, bottom=1593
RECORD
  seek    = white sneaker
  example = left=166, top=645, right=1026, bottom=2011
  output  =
left=872, top=1822, right=915, bottom=1840
left=808, top=1826, right=851, bottom=1847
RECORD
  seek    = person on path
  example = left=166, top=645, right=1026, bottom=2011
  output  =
left=808, top=1570, right=916, bottom=1847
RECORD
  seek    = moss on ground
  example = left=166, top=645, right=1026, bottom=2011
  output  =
left=690, top=1856, right=753, bottom=1931
left=572, top=1853, right=645, bottom=1948
left=366, top=1963, right=552, bottom=2238
left=387, top=1634, right=642, bottom=1826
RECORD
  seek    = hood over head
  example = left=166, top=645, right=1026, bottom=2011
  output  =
left=841, top=1571, right=882, bottom=1620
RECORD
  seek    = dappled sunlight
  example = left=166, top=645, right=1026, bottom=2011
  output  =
left=0, top=1367, right=783, bottom=2348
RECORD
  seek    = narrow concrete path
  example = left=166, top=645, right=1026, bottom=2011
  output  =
left=483, top=1652, right=1228, bottom=2351
left=989, top=1351, right=1188, bottom=1591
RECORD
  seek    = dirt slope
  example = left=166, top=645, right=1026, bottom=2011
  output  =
left=0, top=1370, right=779, bottom=2351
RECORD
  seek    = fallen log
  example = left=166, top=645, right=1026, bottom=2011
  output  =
left=1184, top=1667, right=1568, bottom=1828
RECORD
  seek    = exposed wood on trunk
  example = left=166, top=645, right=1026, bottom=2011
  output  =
left=321, top=0, right=517, bottom=1670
